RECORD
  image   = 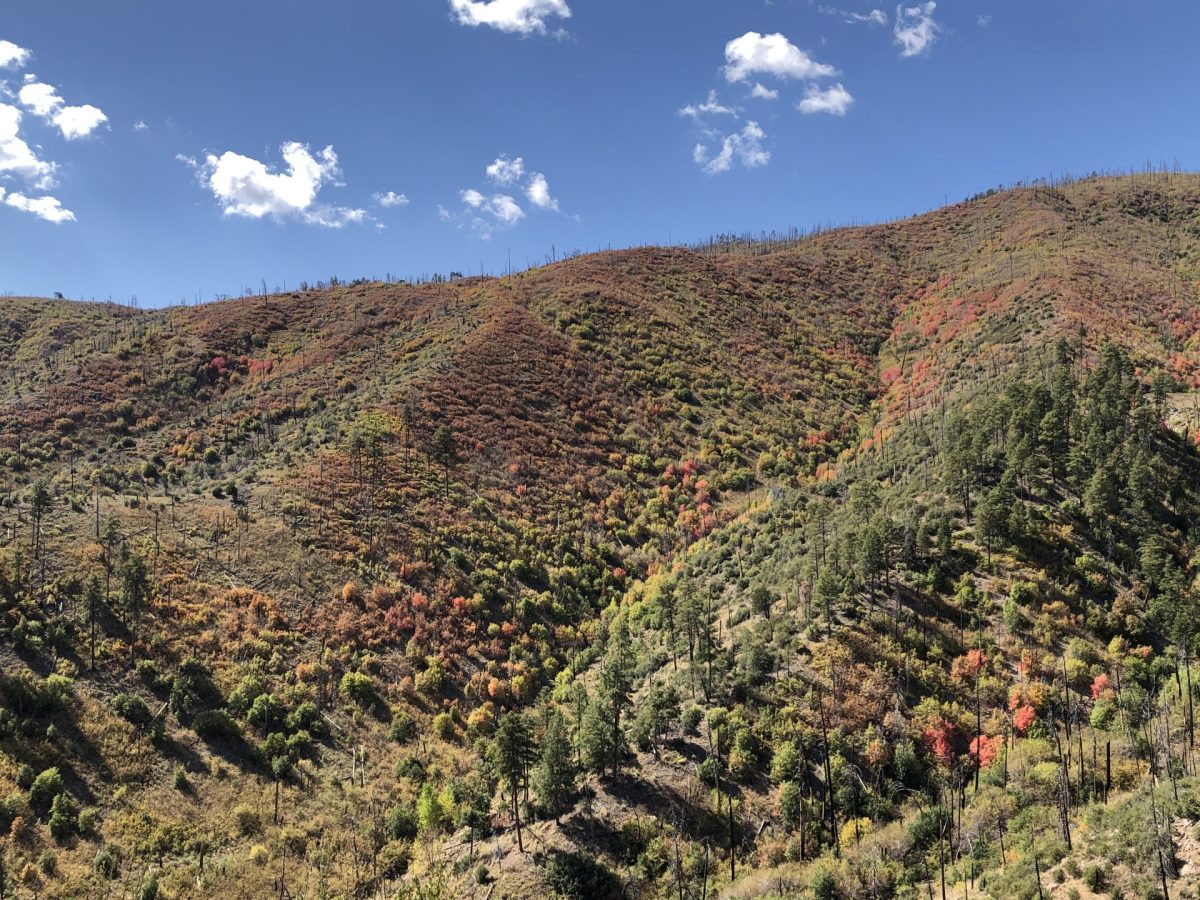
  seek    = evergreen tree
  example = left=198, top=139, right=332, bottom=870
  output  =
left=533, top=711, right=576, bottom=821
left=491, top=711, right=535, bottom=852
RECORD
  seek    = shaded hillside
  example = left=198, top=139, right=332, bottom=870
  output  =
left=2, top=173, right=1200, bottom=898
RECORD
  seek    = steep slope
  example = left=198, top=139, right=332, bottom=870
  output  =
left=1, top=173, right=1200, bottom=898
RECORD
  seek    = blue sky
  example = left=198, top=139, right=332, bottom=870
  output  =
left=2, top=1, right=1199, bottom=305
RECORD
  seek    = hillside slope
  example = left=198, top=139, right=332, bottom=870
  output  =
left=2, top=173, right=1200, bottom=898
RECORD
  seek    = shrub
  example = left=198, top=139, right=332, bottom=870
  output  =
left=544, top=851, right=622, bottom=900
left=247, top=694, right=283, bottom=732
left=340, top=672, right=379, bottom=708
left=811, top=867, right=841, bottom=900
left=94, top=847, right=119, bottom=879
left=232, top=804, right=260, bottom=836
left=194, top=710, right=240, bottom=740
left=387, top=711, right=416, bottom=743
left=384, top=804, right=418, bottom=841
left=77, top=807, right=99, bottom=837
left=379, top=840, right=412, bottom=877
left=29, top=768, right=64, bottom=816
left=286, top=701, right=321, bottom=735
left=432, top=711, right=455, bottom=739
left=48, top=793, right=78, bottom=841
left=111, top=693, right=152, bottom=725
left=37, top=850, right=56, bottom=876
left=138, top=873, right=159, bottom=900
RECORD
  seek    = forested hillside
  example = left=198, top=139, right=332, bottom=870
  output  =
left=4, top=173, right=1200, bottom=899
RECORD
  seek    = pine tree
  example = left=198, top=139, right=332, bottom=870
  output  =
left=491, top=711, right=535, bottom=852
left=533, top=711, right=576, bottom=821
left=597, top=613, right=635, bottom=776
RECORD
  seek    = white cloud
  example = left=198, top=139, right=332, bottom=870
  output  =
left=133, top=120, right=148, bottom=132
left=693, top=121, right=769, bottom=175
left=679, top=90, right=737, bottom=119
left=525, top=172, right=557, bottom=210
left=453, top=153, right=561, bottom=235
left=0, top=40, right=30, bottom=70
left=0, top=103, right=56, bottom=188
left=449, top=0, right=570, bottom=35
left=18, top=78, right=108, bottom=139
left=819, top=7, right=888, bottom=26
left=977, top=14, right=993, bottom=27
left=460, top=188, right=524, bottom=225
left=895, top=2, right=940, bottom=57
left=486, top=155, right=525, bottom=184
left=374, top=190, right=409, bottom=208
left=0, top=185, right=74, bottom=223
left=192, top=142, right=367, bottom=228
left=797, top=82, right=854, bottom=116
left=749, top=83, right=779, bottom=101
left=855, top=9, right=888, bottom=25
left=723, top=32, right=836, bottom=84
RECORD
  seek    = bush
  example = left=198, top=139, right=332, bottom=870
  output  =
left=48, top=793, right=78, bottom=841
left=173, top=767, right=189, bottom=792
left=286, top=701, right=321, bottom=735
left=194, top=710, right=240, bottom=740
left=111, top=693, right=152, bottom=725
left=77, top=807, right=99, bottom=837
left=247, top=694, right=283, bottom=732
left=432, top=711, right=455, bottom=739
left=94, top=847, right=119, bottom=879
left=379, top=840, right=412, bottom=877
left=544, top=851, right=623, bottom=900
left=387, top=711, right=416, bottom=743
left=232, top=804, right=260, bottom=836
left=28, top=768, right=64, bottom=816
left=37, top=850, right=56, bottom=876
left=1084, top=864, right=1107, bottom=891
left=340, top=672, right=379, bottom=708
left=385, top=804, right=418, bottom=841
left=138, top=873, right=159, bottom=900
left=811, top=867, right=841, bottom=900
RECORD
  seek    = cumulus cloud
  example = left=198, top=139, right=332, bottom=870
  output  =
left=486, top=155, right=525, bottom=185
left=450, top=153, right=562, bottom=236
left=0, top=103, right=56, bottom=188
left=693, top=122, right=769, bottom=175
left=191, top=142, right=368, bottom=228
left=895, top=2, right=940, bottom=57
left=525, top=172, right=557, bottom=210
left=0, top=40, right=30, bottom=70
left=723, top=32, right=836, bottom=84
left=461, top=187, right=524, bottom=225
left=797, top=83, right=854, bottom=116
left=374, top=190, right=409, bottom=208
left=749, top=83, right=779, bottom=101
left=449, top=0, right=570, bottom=35
left=133, top=120, right=148, bottom=132
left=0, top=185, right=74, bottom=223
left=19, top=77, right=108, bottom=139
left=679, top=90, right=737, bottom=119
